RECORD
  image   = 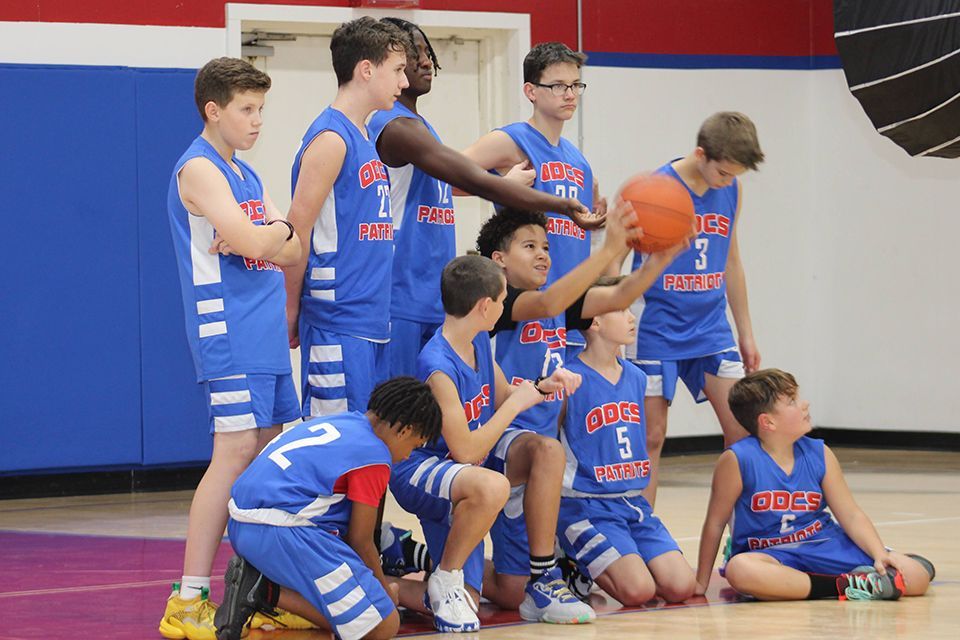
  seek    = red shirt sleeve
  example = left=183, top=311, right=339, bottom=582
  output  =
left=332, top=464, right=390, bottom=508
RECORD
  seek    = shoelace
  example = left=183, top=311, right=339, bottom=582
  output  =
left=844, top=573, right=885, bottom=600
left=540, top=578, right=581, bottom=603
left=443, top=585, right=479, bottom=616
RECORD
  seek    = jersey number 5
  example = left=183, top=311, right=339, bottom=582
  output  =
left=616, top=426, right=633, bottom=459
left=268, top=422, right=342, bottom=470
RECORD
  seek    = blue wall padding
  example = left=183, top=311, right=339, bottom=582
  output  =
left=1, top=65, right=143, bottom=472
left=135, top=69, right=213, bottom=465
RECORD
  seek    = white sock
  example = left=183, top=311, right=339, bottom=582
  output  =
left=180, top=575, right=210, bottom=600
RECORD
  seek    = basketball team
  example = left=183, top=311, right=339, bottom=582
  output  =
left=159, top=16, right=933, bottom=640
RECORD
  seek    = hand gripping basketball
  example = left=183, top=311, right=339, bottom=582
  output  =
left=619, top=174, right=695, bottom=253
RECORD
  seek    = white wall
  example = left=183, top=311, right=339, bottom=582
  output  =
left=582, top=64, right=960, bottom=435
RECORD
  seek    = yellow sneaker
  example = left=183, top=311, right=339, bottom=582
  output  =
left=159, top=583, right=219, bottom=640
left=251, top=608, right=318, bottom=631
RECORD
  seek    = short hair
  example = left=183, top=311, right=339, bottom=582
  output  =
left=728, top=369, right=799, bottom=436
left=368, top=377, right=442, bottom=443
left=440, top=255, right=505, bottom=318
left=380, top=17, right=442, bottom=74
left=330, top=16, right=411, bottom=86
left=524, top=42, right=587, bottom=84
left=194, top=57, right=271, bottom=121
left=697, top=112, right=765, bottom=170
left=476, top=209, right=548, bottom=259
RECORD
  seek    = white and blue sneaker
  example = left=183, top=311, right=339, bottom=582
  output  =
left=426, top=569, right=480, bottom=633
left=519, top=567, right=596, bottom=624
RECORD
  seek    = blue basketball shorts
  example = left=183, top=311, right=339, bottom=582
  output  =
left=299, top=323, right=388, bottom=418
left=389, top=452, right=485, bottom=592
left=483, top=428, right=535, bottom=576
left=388, top=317, right=440, bottom=378
left=557, top=494, right=681, bottom=579
left=742, top=532, right=874, bottom=575
left=203, top=373, right=300, bottom=435
left=228, top=520, right=394, bottom=640
left=632, top=347, right=744, bottom=404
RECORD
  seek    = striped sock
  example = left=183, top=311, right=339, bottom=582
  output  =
left=530, top=554, right=557, bottom=581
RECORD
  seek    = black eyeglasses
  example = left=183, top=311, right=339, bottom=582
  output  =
left=532, top=82, right=587, bottom=96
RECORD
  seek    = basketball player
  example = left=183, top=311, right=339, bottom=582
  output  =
left=696, top=369, right=932, bottom=601
left=214, top=377, right=443, bottom=640
left=367, top=18, right=595, bottom=378
left=464, top=42, right=612, bottom=356
left=388, top=255, right=575, bottom=632
left=283, top=18, right=410, bottom=418
left=160, top=57, right=303, bottom=640
left=475, top=207, right=688, bottom=619
left=626, top=112, right=765, bottom=505
left=555, top=276, right=696, bottom=606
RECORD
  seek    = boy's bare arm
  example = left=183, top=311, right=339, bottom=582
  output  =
left=429, top=369, right=542, bottom=464
left=695, top=450, right=741, bottom=594
left=259, top=188, right=301, bottom=266
left=379, top=118, right=588, bottom=220
left=179, top=158, right=290, bottom=260
left=581, top=237, right=690, bottom=317
left=725, top=184, right=760, bottom=372
left=821, top=445, right=900, bottom=575
left=510, top=200, right=632, bottom=322
left=282, top=131, right=347, bottom=348
left=347, top=500, right=397, bottom=604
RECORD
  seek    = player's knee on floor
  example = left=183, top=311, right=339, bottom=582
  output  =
left=609, top=575, right=657, bottom=607
left=363, top=609, right=400, bottom=640
left=657, top=573, right=697, bottom=603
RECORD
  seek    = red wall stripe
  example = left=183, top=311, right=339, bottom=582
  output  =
left=2, top=1, right=835, bottom=58
left=1, top=1, right=576, bottom=50
left=583, top=0, right=837, bottom=57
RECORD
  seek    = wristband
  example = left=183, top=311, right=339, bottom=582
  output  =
left=268, top=218, right=295, bottom=241
left=533, top=376, right=551, bottom=396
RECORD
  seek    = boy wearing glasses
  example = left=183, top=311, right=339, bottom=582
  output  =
left=464, top=43, right=604, bottom=316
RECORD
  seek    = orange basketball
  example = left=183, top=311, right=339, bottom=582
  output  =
left=620, top=174, right=695, bottom=253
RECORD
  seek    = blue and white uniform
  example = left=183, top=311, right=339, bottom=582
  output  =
left=557, top=357, right=681, bottom=579
left=389, top=329, right=496, bottom=592
left=727, top=436, right=871, bottom=574
left=368, top=103, right=454, bottom=377
left=168, top=136, right=299, bottom=433
left=627, top=160, right=744, bottom=403
left=499, top=122, right=594, bottom=350
left=292, top=107, right=394, bottom=417
left=227, top=412, right=395, bottom=640
left=484, top=286, right=590, bottom=576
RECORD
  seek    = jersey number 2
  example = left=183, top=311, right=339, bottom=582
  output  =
left=268, top=422, right=342, bottom=470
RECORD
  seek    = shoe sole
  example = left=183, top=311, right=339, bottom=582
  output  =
left=518, top=601, right=596, bottom=624
left=214, top=557, right=257, bottom=640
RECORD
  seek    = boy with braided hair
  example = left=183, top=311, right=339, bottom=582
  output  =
left=214, top=377, right=442, bottom=640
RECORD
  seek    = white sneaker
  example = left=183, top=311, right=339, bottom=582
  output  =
left=519, top=567, right=596, bottom=624
left=426, top=569, right=480, bottom=633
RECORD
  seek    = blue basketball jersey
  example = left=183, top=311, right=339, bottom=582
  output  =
left=560, top=357, right=651, bottom=496
left=230, top=411, right=391, bottom=537
left=492, top=311, right=568, bottom=436
left=728, top=436, right=840, bottom=556
left=167, top=136, right=290, bottom=382
left=369, top=103, right=454, bottom=324
left=416, top=329, right=496, bottom=459
left=292, top=107, right=393, bottom=341
left=628, top=161, right=738, bottom=360
left=498, top=122, right=593, bottom=285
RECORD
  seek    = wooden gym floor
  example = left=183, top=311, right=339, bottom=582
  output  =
left=2, top=447, right=957, bottom=639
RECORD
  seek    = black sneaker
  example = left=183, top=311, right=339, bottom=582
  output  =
left=215, top=556, right=280, bottom=640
